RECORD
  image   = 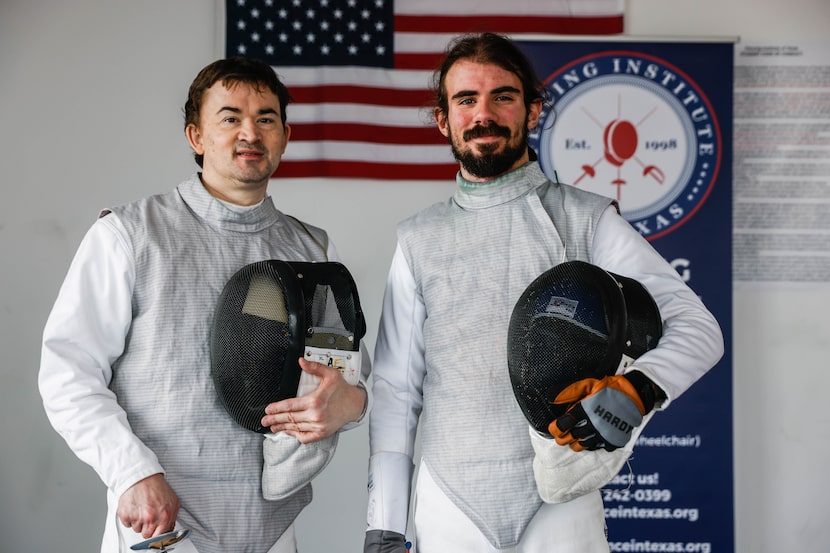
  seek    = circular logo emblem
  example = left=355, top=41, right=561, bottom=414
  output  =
left=529, top=51, right=722, bottom=240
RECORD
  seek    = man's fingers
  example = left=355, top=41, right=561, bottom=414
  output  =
left=549, top=403, right=586, bottom=436
left=116, top=474, right=180, bottom=539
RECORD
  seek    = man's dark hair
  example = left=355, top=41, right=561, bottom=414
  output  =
left=432, top=32, right=547, bottom=118
left=184, top=57, right=292, bottom=167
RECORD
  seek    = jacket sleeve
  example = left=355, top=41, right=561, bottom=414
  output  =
left=366, top=244, right=425, bottom=534
left=38, top=214, right=164, bottom=497
left=592, top=207, right=725, bottom=406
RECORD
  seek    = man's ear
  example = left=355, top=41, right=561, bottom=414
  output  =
left=527, top=98, right=543, bottom=130
left=434, top=107, right=449, bottom=138
left=280, top=123, right=291, bottom=155
left=185, top=123, right=205, bottom=156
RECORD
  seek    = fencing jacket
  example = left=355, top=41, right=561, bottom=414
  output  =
left=39, top=174, right=369, bottom=553
left=367, top=161, right=724, bottom=548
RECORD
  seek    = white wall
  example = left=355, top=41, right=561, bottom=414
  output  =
left=1, top=1, right=827, bottom=551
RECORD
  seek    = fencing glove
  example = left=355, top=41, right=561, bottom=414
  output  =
left=549, top=370, right=659, bottom=451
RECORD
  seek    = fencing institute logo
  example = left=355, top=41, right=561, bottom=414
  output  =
left=529, top=51, right=722, bottom=240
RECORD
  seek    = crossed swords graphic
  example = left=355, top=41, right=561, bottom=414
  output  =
left=572, top=102, right=665, bottom=200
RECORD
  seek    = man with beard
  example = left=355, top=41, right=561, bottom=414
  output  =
left=39, top=57, right=369, bottom=553
left=363, top=33, right=723, bottom=552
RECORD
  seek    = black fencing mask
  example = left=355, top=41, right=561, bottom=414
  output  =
left=211, top=260, right=366, bottom=433
left=507, top=260, right=662, bottom=435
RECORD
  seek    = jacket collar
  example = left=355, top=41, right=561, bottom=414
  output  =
left=453, top=161, right=548, bottom=210
left=177, top=174, right=281, bottom=233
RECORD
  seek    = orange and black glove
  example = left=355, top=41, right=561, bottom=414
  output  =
left=549, top=371, right=659, bottom=452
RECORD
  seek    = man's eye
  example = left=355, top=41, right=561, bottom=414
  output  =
left=223, top=117, right=238, bottom=123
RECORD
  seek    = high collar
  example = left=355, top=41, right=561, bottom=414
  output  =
left=177, top=174, right=281, bottom=233
left=453, top=161, right=549, bottom=210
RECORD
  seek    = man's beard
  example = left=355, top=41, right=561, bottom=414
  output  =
left=450, top=121, right=529, bottom=179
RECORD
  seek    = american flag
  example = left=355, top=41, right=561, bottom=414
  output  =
left=225, top=0, right=624, bottom=180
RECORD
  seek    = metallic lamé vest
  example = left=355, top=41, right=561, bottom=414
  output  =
left=108, top=175, right=329, bottom=553
left=398, top=162, right=613, bottom=548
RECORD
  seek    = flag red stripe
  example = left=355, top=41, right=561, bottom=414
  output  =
left=394, top=15, right=624, bottom=35
left=290, top=123, right=444, bottom=144
left=276, top=160, right=458, bottom=180
left=393, top=52, right=447, bottom=71
left=289, top=85, right=434, bottom=107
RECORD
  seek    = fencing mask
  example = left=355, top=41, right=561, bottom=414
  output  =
left=211, top=260, right=366, bottom=433
left=507, top=260, right=662, bottom=435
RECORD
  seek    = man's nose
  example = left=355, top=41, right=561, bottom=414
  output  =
left=238, top=119, right=260, bottom=142
left=473, top=100, right=497, bottom=125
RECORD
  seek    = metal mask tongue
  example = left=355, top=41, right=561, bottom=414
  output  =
left=242, top=273, right=289, bottom=322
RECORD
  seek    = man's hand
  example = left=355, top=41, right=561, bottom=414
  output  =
left=549, top=372, right=657, bottom=452
left=261, top=358, right=366, bottom=443
left=116, top=473, right=180, bottom=539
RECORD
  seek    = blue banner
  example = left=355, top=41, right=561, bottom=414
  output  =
left=518, top=38, right=734, bottom=552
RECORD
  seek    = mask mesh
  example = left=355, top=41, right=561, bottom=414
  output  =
left=211, top=262, right=298, bottom=433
